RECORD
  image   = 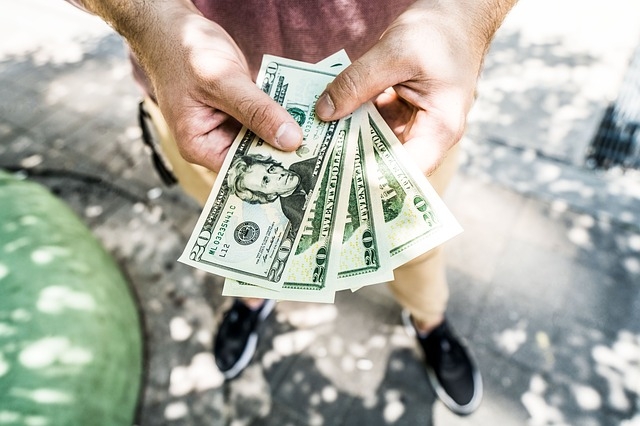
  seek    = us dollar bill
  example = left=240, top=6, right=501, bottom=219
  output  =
left=280, top=114, right=357, bottom=295
left=182, top=51, right=463, bottom=302
left=179, top=55, right=344, bottom=289
left=363, top=103, right=463, bottom=269
left=334, top=122, right=394, bottom=290
left=223, top=114, right=358, bottom=302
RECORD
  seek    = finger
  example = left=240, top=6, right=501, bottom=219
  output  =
left=401, top=108, right=463, bottom=176
left=403, top=136, right=450, bottom=176
left=316, top=46, right=411, bottom=121
left=217, top=76, right=303, bottom=151
left=373, top=89, right=413, bottom=136
left=166, top=99, right=232, bottom=166
left=192, top=115, right=242, bottom=171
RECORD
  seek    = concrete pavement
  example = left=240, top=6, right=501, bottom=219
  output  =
left=1, top=1, right=639, bottom=425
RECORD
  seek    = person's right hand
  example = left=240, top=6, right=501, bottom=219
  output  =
left=125, top=2, right=303, bottom=172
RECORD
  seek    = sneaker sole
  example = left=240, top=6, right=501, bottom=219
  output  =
left=401, top=309, right=483, bottom=416
left=222, top=299, right=276, bottom=380
left=425, top=362, right=483, bottom=416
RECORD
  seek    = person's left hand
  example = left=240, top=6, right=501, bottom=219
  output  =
left=315, top=0, right=495, bottom=176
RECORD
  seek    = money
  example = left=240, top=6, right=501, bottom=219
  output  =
left=334, top=122, right=393, bottom=291
left=363, top=104, right=463, bottom=270
left=223, top=114, right=357, bottom=303
left=180, top=51, right=462, bottom=302
left=179, top=56, right=344, bottom=290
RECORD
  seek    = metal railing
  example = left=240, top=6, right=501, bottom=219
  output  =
left=587, top=42, right=640, bottom=170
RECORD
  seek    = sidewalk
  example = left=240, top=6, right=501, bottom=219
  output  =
left=2, top=1, right=639, bottom=425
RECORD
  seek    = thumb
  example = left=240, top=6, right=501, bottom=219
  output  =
left=316, top=49, right=408, bottom=121
left=220, top=76, right=303, bottom=151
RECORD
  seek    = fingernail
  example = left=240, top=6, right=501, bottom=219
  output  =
left=275, top=122, right=302, bottom=150
left=316, top=93, right=335, bottom=120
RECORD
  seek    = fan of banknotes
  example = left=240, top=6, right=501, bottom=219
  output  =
left=178, top=50, right=462, bottom=303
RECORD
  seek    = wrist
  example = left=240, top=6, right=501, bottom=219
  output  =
left=399, top=0, right=516, bottom=71
left=77, top=0, right=200, bottom=56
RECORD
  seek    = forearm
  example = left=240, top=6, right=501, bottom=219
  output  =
left=395, top=0, right=517, bottom=74
left=64, top=0, right=89, bottom=11
left=70, top=0, right=199, bottom=58
left=447, top=0, right=518, bottom=51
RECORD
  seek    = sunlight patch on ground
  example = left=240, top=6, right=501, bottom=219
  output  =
left=170, top=316, right=193, bottom=342
left=4, top=237, right=31, bottom=254
left=19, top=337, right=93, bottom=369
left=31, top=246, right=70, bottom=265
left=277, top=304, right=338, bottom=328
left=470, top=0, right=640, bottom=163
left=0, top=411, right=20, bottom=423
left=0, top=323, right=16, bottom=337
left=623, top=257, right=640, bottom=274
left=262, top=329, right=317, bottom=367
left=499, top=0, right=640, bottom=94
left=0, top=352, right=9, bottom=377
left=383, top=389, right=405, bottom=423
left=10, top=309, right=31, bottom=323
left=321, top=385, right=338, bottom=403
left=522, top=331, right=640, bottom=423
left=164, top=401, right=189, bottom=421
left=19, top=155, right=43, bottom=169
left=169, top=352, right=223, bottom=396
left=621, top=414, right=640, bottom=426
left=494, top=323, right=528, bottom=355
left=571, top=384, right=601, bottom=411
left=567, top=226, right=592, bottom=248
left=592, top=331, right=640, bottom=412
left=0, top=0, right=112, bottom=65
left=11, top=388, right=73, bottom=405
left=548, top=180, right=595, bottom=199
left=84, top=205, right=104, bottom=218
left=356, top=358, right=374, bottom=371
left=274, top=329, right=317, bottom=356
left=0, top=412, right=48, bottom=426
left=37, top=286, right=96, bottom=314
left=522, top=375, right=568, bottom=426
left=535, top=164, right=562, bottom=183
left=0, top=263, right=8, bottom=280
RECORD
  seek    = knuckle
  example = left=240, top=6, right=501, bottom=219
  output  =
left=174, top=129, right=203, bottom=165
left=433, top=108, right=466, bottom=146
left=241, top=98, right=278, bottom=135
left=449, top=116, right=467, bottom=144
left=331, top=62, right=371, bottom=101
left=334, top=70, right=361, bottom=98
left=176, top=141, right=199, bottom=164
left=439, top=121, right=462, bottom=145
left=332, top=66, right=366, bottom=100
left=171, top=124, right=195, bottom=163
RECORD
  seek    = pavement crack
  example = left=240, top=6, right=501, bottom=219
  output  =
left=1, top=166, right=147, bottom=204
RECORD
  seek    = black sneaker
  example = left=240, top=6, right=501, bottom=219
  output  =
left=214, top=299, right=276, bottom=379
left=402, top=310, right=483, bottom=415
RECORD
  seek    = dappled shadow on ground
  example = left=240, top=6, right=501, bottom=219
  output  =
left=445, top=176, right=640, bottom=425
left=2, top=5, right=640, bottom=425
left=220, top=306, right=437, bottom=426
left=1, top=24, right=439, bottom=425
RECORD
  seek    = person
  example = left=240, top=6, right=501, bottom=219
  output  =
left=227, top=153, right=316, bottom=232
left=66, top=0, right=517, bottom=416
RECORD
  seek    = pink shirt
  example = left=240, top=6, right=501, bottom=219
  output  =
left=69, top=0, right=414, bottom=97
left=192, top=0, right=413, bottom=75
